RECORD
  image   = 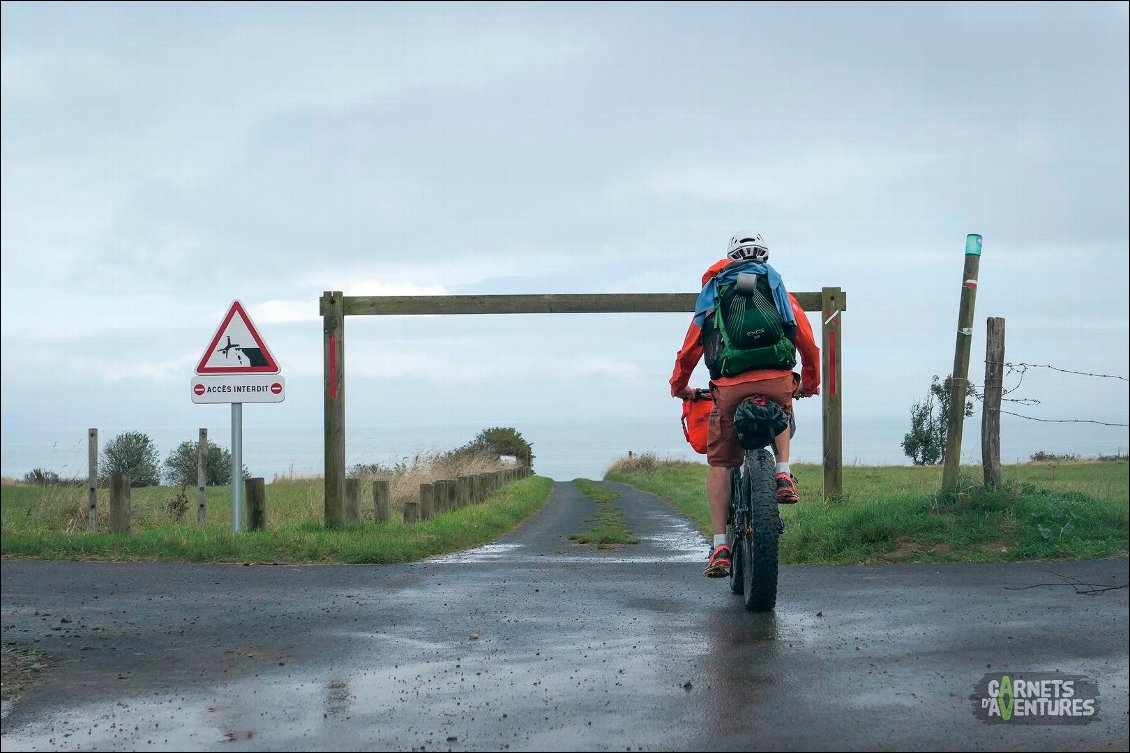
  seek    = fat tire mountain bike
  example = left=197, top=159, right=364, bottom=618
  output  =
left=694, top=388, right=787, bottom=612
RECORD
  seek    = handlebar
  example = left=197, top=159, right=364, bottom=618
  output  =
left=686, top=386, right=814, bottom=401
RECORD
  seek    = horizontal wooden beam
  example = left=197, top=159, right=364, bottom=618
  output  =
left=341, top=291, right=842, bottom=316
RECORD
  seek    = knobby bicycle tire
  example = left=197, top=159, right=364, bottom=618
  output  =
left=742, top=448, right=781, bottom=612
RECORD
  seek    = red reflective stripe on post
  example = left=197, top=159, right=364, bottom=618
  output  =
left=329, top=335, right=338, bottom=399
left=829, top=331, right=837, bottom=397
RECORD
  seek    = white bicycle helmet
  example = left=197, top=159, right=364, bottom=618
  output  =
left=727, top=232, right=769, bottom=263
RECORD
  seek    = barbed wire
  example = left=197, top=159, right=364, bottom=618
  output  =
left=966, top=360, right=1129, bottom=427
left=987, top=408, right=1128, bottom=428
left=986, top=361, right=1128, bottom=382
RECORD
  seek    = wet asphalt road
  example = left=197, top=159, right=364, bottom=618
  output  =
left=1, top=480, right=1127, bottom=751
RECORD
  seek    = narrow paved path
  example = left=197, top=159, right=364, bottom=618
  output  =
left=2, top=481, right=1127, bottom=751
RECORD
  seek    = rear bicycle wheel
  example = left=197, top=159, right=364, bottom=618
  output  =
left=742, top=448, right=781, bottom=612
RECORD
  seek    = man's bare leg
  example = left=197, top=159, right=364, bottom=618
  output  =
left=707, top=465, right=730, bottom=536
left=775, top=426, right=790, bottom=463
left=775, top=424, right=799, bottom=503
left=710, top=423, right=794, bottom=532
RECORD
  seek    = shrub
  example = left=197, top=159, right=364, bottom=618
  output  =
left=23, top=468, right=66, bottom=486
left=1030, top=451, right=1081, bottom=463
left=100, top=432, right=161, bottom=487
left=164, top=441, right=247, bottom=486
left=607, top=452, right=660, bottom=474
left=442, top=427, right=534, bottom=468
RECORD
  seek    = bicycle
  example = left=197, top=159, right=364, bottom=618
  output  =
left=693, top=387, right=788, bottom=612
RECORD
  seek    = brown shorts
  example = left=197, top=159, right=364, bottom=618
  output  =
left=707, top=374, right=798, bottom=468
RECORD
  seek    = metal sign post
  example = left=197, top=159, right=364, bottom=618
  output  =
left=192, top=300, right=284, bottom=533
left=232, top=402, right=243, bottom=532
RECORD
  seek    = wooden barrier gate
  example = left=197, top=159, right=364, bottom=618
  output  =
left=320, top=288, right=846, bottom=527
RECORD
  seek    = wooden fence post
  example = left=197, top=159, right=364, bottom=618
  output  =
left=344, top=478, right=361, bottom=523
left=109, top=473, right=130, bottom=534
left=404, top=501, right=420, bottom=523
left=197, top=428, right=207, bottom=527
left=432, top=480, right=447, bottom=514
left=458, top=476, right=470, bottom=508
left=821, top=286, right=844, bottom=501
left=246, top=477, right=266, bottom=531
left=322, top=290, right=346, bottom=528
left=942, top=234, right=983, bottom=492
left=982, top=317, right=1005, bottom=487
left=447, top=479, right=458, bottom=511
left=419, top=483, right=434, bottom=520
left=87, top=428, right=98, bottom=531
left=373, top=479, right=391, bottom=522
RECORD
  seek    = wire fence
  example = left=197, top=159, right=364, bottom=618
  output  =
left=972, top=361, right=1129, bottom=428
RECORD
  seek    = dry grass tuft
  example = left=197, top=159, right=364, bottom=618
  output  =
left=606, top=452, right=701, bottom=476
left=352, top=451, right=512, bottom=511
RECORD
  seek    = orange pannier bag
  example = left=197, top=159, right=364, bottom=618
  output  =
left=681, top=398, right=711, bottom=455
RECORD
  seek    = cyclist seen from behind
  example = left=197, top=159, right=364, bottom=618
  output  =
left=670, top=232, right=820, bottom=578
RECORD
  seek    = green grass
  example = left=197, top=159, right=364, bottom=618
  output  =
left=605, top=460, right=1129, bottom=565
left=1, top=476, right=553, bottom=563
left=568, top=479, right=640, bottom=549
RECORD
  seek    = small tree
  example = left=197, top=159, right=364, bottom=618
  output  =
left=163, top=441, right=247, bottom=486
left=23, top=468, right=62, bottom=486
left=100, top=431, right=161, bottom=487
left=470, top=427, right=534, bottom=466
left=901, top=375, right=978, bottom=466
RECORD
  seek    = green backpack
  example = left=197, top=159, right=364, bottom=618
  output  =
left=702, top=271, right=797, bottom=380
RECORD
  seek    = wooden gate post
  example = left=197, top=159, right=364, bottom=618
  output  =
left=321, top=291, right=346, bottom=528
left=821, top=286, right=844, bottom=500
left=982, top=317, right=1006, bottom=487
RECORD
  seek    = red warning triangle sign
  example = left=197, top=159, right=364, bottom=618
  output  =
left=195, top=300, right=281, bottom=374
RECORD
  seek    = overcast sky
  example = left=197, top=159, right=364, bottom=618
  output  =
left=2, top=2, right=1128, bottom=479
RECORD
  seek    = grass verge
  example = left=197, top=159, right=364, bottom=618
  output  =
left=1, top=476, right=553, bottom=564
left=569, top=479, right=640, bottom=549
left=606, top=459, right=1128, bottom=564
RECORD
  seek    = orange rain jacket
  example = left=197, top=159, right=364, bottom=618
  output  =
left=669, top=258, right=821, bottom=397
